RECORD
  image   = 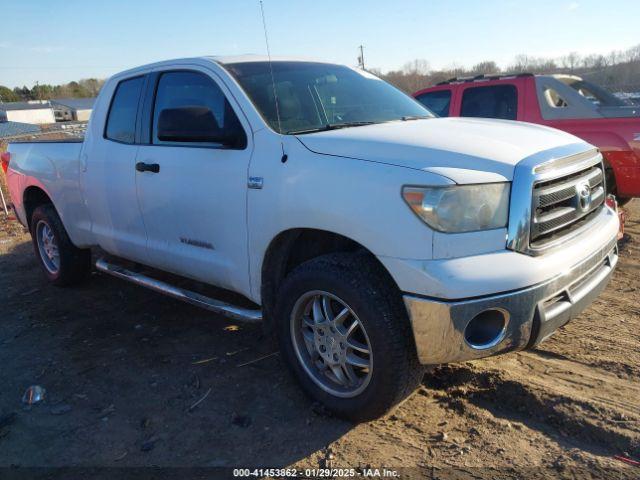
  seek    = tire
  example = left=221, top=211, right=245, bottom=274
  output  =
left=30, top=204, right=91, bottom=286
left=275, top=252, right=424, bottom=422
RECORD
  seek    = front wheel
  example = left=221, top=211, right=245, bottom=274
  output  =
left=275, top=253, right=424, bottom=422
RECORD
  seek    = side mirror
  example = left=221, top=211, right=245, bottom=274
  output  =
left=157, top=106, right=233, bottom=144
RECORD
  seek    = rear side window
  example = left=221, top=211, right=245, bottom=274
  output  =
left=105, top=76, right=144, bottom=144
left=415, top=90, right=452, bottom=117
left=460, top=85, right=517, bottom=120
left=152, top=71, right=246, bottom=147
left=543, top=88, right=569, bottom=108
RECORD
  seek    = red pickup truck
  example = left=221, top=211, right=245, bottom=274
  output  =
left=414, top=74, right=640, bottom=204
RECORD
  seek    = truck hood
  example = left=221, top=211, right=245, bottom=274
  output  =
left=295, top=117, right=585, bottom=183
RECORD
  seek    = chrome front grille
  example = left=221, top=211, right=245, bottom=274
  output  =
left=506, top=144, right=607, bottom=256
left=530, top=162, right=605, bottom=248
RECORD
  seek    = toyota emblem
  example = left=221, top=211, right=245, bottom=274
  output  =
left=577, top=182, right=592, bottom=212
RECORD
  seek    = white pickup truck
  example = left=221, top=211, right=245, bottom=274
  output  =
left=3, top=56, right=619, bottom=421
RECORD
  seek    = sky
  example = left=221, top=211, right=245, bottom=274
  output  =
left=1, top=0, right=639, bottom=88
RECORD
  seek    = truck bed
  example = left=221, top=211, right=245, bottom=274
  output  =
left=9, top=138, right=84, bottom=143
left=6, top=140, right=87, bottom=243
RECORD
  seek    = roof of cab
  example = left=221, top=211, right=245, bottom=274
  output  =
left=110, top=55, right=336, bottom=80
left=208, top=54, right=333, bottom=65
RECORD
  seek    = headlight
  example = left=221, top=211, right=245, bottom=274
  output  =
left=402, top=183, right=510, bottom=233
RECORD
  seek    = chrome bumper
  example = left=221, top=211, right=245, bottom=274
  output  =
left=404, top=238, right=618, bottom=365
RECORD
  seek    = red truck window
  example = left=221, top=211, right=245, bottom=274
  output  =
left=415, top=90, right=452, bottom=117
left=460, top=85, right=517, bottom=120
left=542, top=87, right=569, bottom=108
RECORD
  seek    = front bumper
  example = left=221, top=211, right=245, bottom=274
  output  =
left=404, top=237, right=618, bottom=365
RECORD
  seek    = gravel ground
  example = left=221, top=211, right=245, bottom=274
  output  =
left=0, top=163, right=638, bottom=478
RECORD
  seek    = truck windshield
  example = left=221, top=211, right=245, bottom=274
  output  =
left=225, top=61, right=433, bottom=134
left=558, top=77, right=631, bottom=107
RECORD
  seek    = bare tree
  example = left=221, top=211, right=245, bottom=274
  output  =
left=375, top=43, right=640, bottom=94
left=402, top=59, right=431, bottom=76
left=510, top=54, right=531, bottom=73
left=561, top=51, right=581, bottom=71
left=78, top=78, right=104, bottom=97
left=627, top=45, right=640, bottom=62
left=469, top=61, right=500, bottom=75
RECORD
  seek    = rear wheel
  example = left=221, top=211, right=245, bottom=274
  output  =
left=275, top=253, right=424, bottom=422
left=30, top=204, right=91, bottom=286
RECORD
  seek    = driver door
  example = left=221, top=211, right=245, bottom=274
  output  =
left=135, top=67, right=253, bottom=295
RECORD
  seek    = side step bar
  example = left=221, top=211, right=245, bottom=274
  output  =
left=95, top=258, right=262, bottom=323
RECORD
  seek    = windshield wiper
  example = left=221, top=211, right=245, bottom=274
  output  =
left=287, top=121, right=376, bottom=135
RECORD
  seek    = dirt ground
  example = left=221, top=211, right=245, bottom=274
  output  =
left=0, top=167, right=638, bottom=478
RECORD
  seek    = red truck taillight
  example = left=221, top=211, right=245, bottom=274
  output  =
left=1, top=152, right=10, bottom=174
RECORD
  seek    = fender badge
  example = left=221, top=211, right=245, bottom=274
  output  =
left=248, top=177, right=263, bottom=189
left=180, top=238, right=214, bottom=250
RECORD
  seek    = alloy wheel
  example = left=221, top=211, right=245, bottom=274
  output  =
left=290, top=291, right=373, bottom=398
left=36, top=220, right=60, bottom=274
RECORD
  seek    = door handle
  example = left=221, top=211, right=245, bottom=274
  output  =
left=136, top=162, right=160, bottom=173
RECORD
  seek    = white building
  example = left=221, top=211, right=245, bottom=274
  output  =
left=51, top=98, right=96, bottom=122
left=0, top=101, right=56, bottom=124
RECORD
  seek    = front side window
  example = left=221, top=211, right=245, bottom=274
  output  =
left=105, top=76, right=144, bottom=143
left=461, top=85, right=517, bottom=120
left=415, top=90, right=452, bottom=117
left=152, top=71, right=246, bottom=147
left=225, top=61, right=433, bottom=134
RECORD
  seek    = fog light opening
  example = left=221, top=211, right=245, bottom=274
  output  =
left=464, top=309, right=508, bottom=350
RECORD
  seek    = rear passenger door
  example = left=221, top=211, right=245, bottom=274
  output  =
left=134, top=67, right=253, bottom=295
left=83, top=75, right=149, bottom=261
left=459, top=83, right=521, bottom=120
